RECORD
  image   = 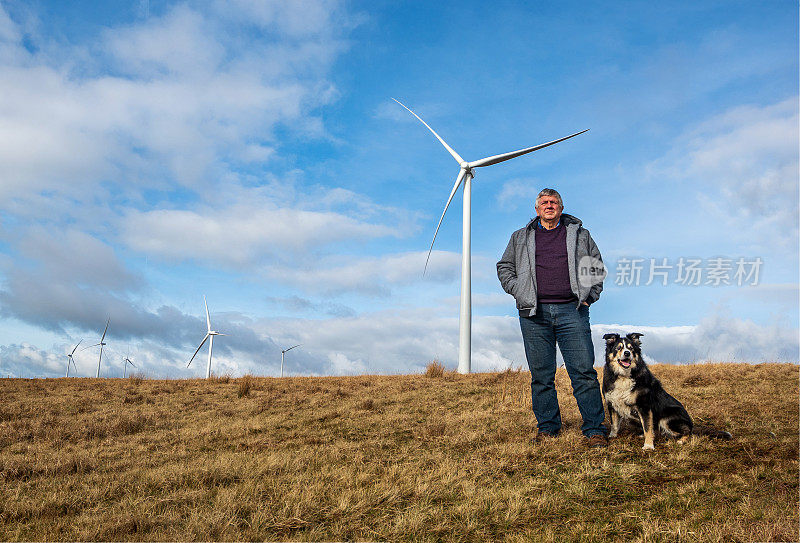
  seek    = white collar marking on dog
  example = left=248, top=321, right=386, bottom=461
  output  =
left=605, top=376, right=638, bottom=419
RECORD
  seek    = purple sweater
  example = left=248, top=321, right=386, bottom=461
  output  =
left=535, top=222, right=577, bottom=304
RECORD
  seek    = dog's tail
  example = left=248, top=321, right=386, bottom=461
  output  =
left=694, top=424, right=733, bottom=440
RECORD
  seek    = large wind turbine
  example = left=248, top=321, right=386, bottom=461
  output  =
left=280, top=344, right=300, bottom=378
left=65, top=340, right=82, bottom=377
left=187, top=295, right=227, bottom=379
left=394, top=98, right=588, bottom=374
left=84, top=318, right=110, bottom=378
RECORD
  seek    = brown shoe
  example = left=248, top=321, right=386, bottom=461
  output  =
left=586, top=434, right=608, bottom=448
left=534, top=431, right=558, bottom=443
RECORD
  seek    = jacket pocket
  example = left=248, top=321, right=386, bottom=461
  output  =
left=513, top=271, right=535, bottom=309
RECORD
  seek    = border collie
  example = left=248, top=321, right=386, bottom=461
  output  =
left=602, top=333, right=731, bottom=450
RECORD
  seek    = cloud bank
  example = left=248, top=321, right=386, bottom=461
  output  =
left=2, top=310, right=795, bottom=379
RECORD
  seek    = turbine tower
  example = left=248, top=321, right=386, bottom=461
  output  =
left=65, top=339, right=82, bottom=377
left=85, top=318, right=110, bottom=378
left=394, top=98, right=587, bottom=374
left=187, top=295, right=227, bottom=379
left=280, top=344, right=300, bottom=378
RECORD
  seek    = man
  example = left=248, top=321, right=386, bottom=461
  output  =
left=497, top=188, right=608, bottom=447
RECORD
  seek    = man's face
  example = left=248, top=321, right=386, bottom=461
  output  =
left=536, top=195, right=563, bottom=222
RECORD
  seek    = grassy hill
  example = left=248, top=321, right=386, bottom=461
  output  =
left=0, top=363, right=797, bottom=542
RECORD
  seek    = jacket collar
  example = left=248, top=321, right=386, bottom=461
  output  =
left=527, top=213, right=582, bottom=230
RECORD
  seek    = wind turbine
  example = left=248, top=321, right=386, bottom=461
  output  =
left=65, top=339, right=82, bottom=377
left=123, top=349, right=136, bottom=378
left=280, top=344, right=300, bottom=378
left=84, top=318, right=110, bottom=378
left=187, top=295, right=227, bottom=379
left=394, top=98, right=588, bottom=374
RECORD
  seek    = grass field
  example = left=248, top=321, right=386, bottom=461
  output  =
left=0, top=363, right=797, bottom=542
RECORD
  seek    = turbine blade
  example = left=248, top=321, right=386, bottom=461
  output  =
left=70, top=339, right=83, bottom=356
left=204, top=295, right=211, bottom=332
left=468, top=129, right=589, bottom=169
left=392, top=98, right=465, bottom=165
left=187, top=334, right=210, bottom=367
left=286, top=344, right=300, bottom=352
left=424, top=168, right=467, bottom=275
left=82, top=343, right=101, bottom=351
left=100, top=318, right=110, bottom=341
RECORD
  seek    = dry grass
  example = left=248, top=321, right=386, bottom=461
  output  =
left=237, top=375, right=253, bottom=398
left=424, top=360, right=445, bottom=378
left=0, top=363, right=797, bottom=542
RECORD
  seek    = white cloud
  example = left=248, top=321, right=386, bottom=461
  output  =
left=0, top=1, right=348, bottom=203
left=259, top=310, right=799, bottom=378
left=653, top=97, right=799, bottom=246
left=496, top=177, right=541, bottom=209
left=122, top=203, right=398, bottom=266
left=2, top=308, right=795, bottom=379
left=692, top=313, right=799, bottom=362
left=594, top=314, right=799, bottom=364
left=264, top=250, right=462, bottom=295
left=0, top=343, right=63, bottom=377
left=211, top=0, right=353, bottom=38
left=104, top=5, right=224, bottom=77
left=118, top=180, right=420, bottom=268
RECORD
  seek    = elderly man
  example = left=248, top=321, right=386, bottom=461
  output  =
left=497, top=188, right=607, bottom=447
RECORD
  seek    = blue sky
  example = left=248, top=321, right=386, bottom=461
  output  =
left=0, top=0, right=797, bottom=378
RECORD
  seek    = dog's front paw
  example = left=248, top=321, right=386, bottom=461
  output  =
left=608, top=430, right=618, bottom=439
left=642, top=443, right=655, bottom=451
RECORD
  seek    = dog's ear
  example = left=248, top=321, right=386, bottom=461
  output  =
left=603, top=333, right=620, bottom=344
left=626, top=333, right=643, bottom=346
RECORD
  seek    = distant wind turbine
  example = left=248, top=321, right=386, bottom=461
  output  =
left=65, top=339, right=82, bottom=377
left=123, top=350, right=136, bottom=378
left=187, top=296, right=228, bottom=379
left=280, top=344, right=300, bottom=378
left=394, top=98, right=588, bottom=374
left=84, top=318, right=110, bottom=378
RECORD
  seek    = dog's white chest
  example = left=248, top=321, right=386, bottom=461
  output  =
left=605, top=377, right=638, bottom=419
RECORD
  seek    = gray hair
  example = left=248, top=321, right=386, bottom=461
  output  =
left=535, top=188, right=563, bottom=208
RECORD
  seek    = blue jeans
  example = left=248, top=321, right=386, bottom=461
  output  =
left=519, top=303, right=606, bottom=437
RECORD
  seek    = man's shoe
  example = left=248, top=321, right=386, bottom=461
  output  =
left=534, top=431, right=558, bottom=443
left=586, top=434, right=608, bottom=448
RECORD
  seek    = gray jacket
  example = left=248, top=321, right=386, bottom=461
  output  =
left=496, top=213, right=605, bottom=316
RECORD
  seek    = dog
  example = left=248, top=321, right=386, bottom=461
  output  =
left=601, top=333, right=731, bottom=450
